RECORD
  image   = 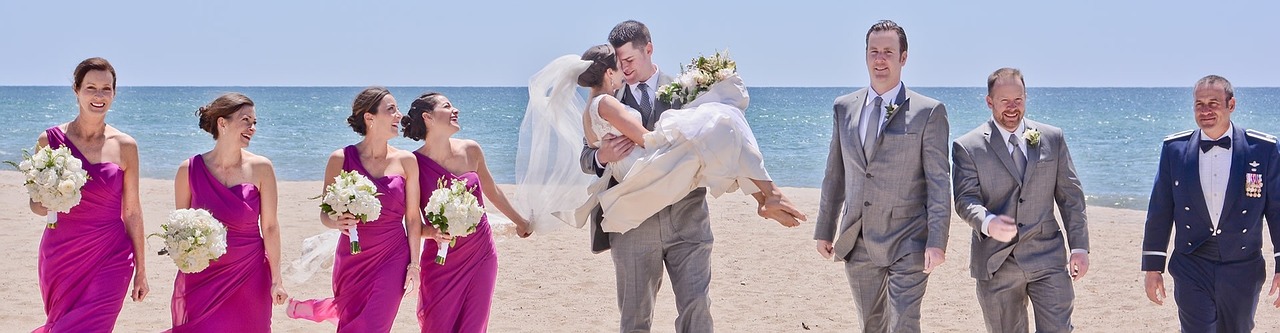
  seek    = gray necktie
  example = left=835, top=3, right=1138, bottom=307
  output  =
left=1010, top=133, right=1026, bottom=178
left=636, top=82, right=654, bottom=123
left=863, top=97, right=883, bottom=158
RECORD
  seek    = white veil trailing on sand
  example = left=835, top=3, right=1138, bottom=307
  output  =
left=511, top=55, right=597, bottom=233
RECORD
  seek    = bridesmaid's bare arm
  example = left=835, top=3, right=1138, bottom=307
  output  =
left=252, top=155, right=288, bottom=304
left=399, top=151, right=423, bottom=293
left=28, top=132, right=51, bottom=216
left=319, top=149, right=358, bottom=229
left=467, top=140, right=531, bottom=236
left=174, top=159, right=192, bottom=209
left=117, top=134, right=149, bottom=302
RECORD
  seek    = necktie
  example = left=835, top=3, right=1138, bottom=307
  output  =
left=1200, top=136, right=1230, bottom=152
left=1010, top=133, right=1027, bottom=178
left=636, top=82, right=653, bottom=124
left=863, top=97, right=883, bottom=158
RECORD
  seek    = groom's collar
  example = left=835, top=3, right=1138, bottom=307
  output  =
left=865, top=81, right=904, bottom=107
left=628, top=66, right=662, bottom=100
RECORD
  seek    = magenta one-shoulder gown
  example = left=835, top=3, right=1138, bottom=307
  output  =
left=33, top=126, right=134, bottom=332
left=415, top=152, right=498, bottom=333
left=168, top=154, right=272, bottom=332
left=290, top=145, right=410, bottom=332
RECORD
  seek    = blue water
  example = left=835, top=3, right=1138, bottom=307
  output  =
left=3, top=86, right=1279, bottom=210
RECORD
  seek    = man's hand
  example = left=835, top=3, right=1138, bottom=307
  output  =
left=1270, top=273, right=1280, bottom=308
left=816, top=240, right=834, bottom=260
left=596, top=134, right=635, bottom=165
left=758, top=193, right=805, bottom=227
left=988, top=215, right=1018, bottom=242
left=1144, top=271, right=1167, bottom=305
left=1069, top=252, right=1090, bottom=281
left=923, top=247, right=945, bottom=274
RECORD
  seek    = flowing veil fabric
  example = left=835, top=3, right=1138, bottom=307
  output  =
left=513, top=55, right=597, bottom=233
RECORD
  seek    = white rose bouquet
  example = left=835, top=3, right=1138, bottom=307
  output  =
left=317, top=170, right=382, bottom=254
left=152, top=208, right=228, bottom=273
left=657, top=50, right=738, bottom=106
left=5, top=145, right=90, bottom=229
left=424, top=178, right=485, bottom=265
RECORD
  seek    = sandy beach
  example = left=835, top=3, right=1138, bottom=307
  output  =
left=0, top=170, right=1276, bottom=332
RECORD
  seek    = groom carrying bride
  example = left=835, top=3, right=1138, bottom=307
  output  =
left=563, top=20, right=804, bottom=332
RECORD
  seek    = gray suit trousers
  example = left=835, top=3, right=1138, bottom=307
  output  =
left=844, top=242, right=929, bottom=333
left=976, top=256, right=1075, bottom=333
left=610, top=198, right=714, bottom=333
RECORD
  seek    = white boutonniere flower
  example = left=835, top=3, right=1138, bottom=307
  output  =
left=884, top=103, right=901, bottom=118
left=1024, top=129, right=1041, bottom=147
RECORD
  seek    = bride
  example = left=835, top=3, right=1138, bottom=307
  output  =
left=513, top=45, right=805, bottom=233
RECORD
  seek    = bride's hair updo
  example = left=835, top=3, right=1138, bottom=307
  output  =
left=577, top=44, right=616, bottom=88
left=197, top=92, right=254, bottom=139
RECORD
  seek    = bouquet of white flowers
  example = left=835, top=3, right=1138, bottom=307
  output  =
left=657, top=50, right=738, bottom=106
left=152, top=208, right=228, bottom=273
left=317, top=170, right=382, bottom=254
left=424, top=178, right=485, bottom=265
left=5, top=145, right=91, bottom=229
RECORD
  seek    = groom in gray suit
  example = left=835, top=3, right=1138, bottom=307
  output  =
left=814, top=20, right=951, bottom=332
left=952, top=68, right=1090, bottom=333
left=577, top=20, right=800, bottom=333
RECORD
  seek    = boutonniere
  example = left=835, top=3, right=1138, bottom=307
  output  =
left=884, top=103, right=901, bottom=118
left=1024, top=129, right=1041, bottom=147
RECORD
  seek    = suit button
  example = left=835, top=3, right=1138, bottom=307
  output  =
left=866, top=173, right=872, bottom=178
left=1184, top=207, right=1190, bottom=211
left=1243, top=210, right=1247, bottom=214
left=1174, top=181, right=1179, bottom=186
left=1019, top=198, right=1025, bottom=203
left=1185, top=224, right=1190, bottom=229
left=1243, top=229, right=1248, bottom=233
left=1242, top=246, right=1247, bottom=250
left=1017, top=223, right=1025, bottom=227
left=1188, top=242, right=1192, bottom=246
left=864, top=201, right=871, bottom=207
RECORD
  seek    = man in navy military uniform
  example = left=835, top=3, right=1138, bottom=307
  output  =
left=1142, top=75, right=1280, bottom=332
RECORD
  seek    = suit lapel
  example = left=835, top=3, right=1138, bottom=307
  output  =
left=868, top=86, right=911, bottom=162
left=847, top=90, right=869, bottom=167
left=985, top=121, right=1022, bottom=183
left=1183, top=130, right=1215, bottom=225
left=1219, top=126, right=1249, bottom=224
left=1021, top=123, right=1042, bottom=184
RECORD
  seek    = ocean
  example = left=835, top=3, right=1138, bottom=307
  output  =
left=3, top=86, right=1278, bottom=211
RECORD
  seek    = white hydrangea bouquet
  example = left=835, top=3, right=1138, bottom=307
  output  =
left=424, top=178, right=484, bottom=265
left=317, top=170, right=382, bottom=254
left=657, top=50, right=738, bottom=106
left=5, top=145, right=91, bottom=229
left=152, top=208, right=228, bottom=273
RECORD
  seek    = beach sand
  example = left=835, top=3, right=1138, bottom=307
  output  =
left=0, top=170, right=1276, bottom=332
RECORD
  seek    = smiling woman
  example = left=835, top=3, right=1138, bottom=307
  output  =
left=27, top=57, right=151, bottom=332
left=168, top=92, right=288, bottom=332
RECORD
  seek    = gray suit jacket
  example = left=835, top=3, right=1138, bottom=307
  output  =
left=578, top=72, right=703, bottom=253
left=952, top=120, right=1089, bottom=280
left=814, top=86, right=952, bottom=266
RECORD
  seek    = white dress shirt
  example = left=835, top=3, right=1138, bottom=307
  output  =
left=859, top=82, right=903, bottom=140
left=1199, top=124, right=1233, bottom=231
left=980, top=120, right=1086, bottom=254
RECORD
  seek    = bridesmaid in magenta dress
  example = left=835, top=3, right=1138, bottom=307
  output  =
left=168, top=93, right=288, bottom=332
left=28, top=57, right=149, bottom=332
left=401, top=92, right=532, bottom=333
left=288, top=87, right=423, bottom=332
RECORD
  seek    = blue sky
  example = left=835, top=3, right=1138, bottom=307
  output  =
left=2, top=0, right=1276, bottom=87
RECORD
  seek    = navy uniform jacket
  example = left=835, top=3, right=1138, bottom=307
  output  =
left=1141, top=125, right=1280, bottom=273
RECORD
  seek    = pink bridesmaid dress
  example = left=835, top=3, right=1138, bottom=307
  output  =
left=414, top=152, right=498, bottom=333
left=33, top=126, right=134, bottom=332
left=289, top=145, right=410, bottom=332
left=168, top=154, right=272, bottom=332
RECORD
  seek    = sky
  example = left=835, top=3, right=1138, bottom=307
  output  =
left=2, top=0, right=1277, bottom=87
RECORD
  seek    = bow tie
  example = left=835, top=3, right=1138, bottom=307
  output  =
left=1200, top=136, right=1231, bottom=152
